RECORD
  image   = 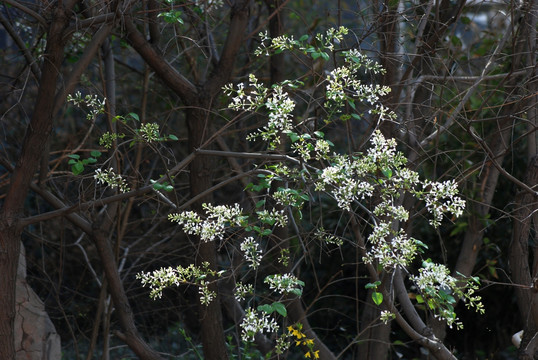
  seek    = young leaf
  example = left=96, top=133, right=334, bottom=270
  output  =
left=372, top=291, right=383, bottom=306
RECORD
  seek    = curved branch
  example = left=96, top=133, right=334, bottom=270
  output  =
left=0, top=12, right=41, bottom=79
left=123, top=15, right=197, bottom=103
left=1, top=0, right=47, bottom=28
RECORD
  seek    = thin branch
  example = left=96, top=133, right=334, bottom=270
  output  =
left=468, top=126, right=538, bottom=197
left=419, top=14, right=516, bottom=147
left=19, top=152, right=196, bottom=227
left=1, top=0, right=47, bottom=27
left=0, top=12, right=41, bottom=79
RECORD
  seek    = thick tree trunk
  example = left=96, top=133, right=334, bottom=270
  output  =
left=188, top=106, right=229, bottom=360
left=0, top=4, right=72, bottom=358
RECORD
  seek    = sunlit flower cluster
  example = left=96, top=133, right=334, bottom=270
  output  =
left=168, top=203, right=243, bottom=242
left=256, top=209, right=288, bottom=227
left=264, top=273, right=304, bottom=295
left=94, top=168, right=130, bottom=193
left=234, top=282, right=254, bottom=302
left=419, top=180, right=466, bottom=228
left=380, top=310, right=395, bottom=324
left=316, top=154, right=375, bottom=210
left=240, top=308, right=279, bottom=342
left=137, top=262, right=217, bottom=303
left=240, top=237, right=263, bottom=269
left=364, top=226, right=421, bottom=268
left=409, top=260, right=484, bottom=329
left=223, top=74, right=268, bottom=111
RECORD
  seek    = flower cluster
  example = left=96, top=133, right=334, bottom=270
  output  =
left=139, top=122, right=160, bottom=142
left=94, top=168, right=130, bottom=193
left=137, top=262, right=217, bottom=303
left=99, top=131, right=124, bottom=149
left=240, top=308, right=279, bottom=342
left=288, top=324, right=319, bottom=359
left=380, top=310, right=395, bottom=324
left=364, top=224, right=422, bottom=268
left=234, top=282, right=254, bottom=302
left=418, top=180, right=466, bottom=228
left=314, top=228, right=344, bottom=246
left=256, top=209, right=288, bottom=227
left=240, top=237, right=263, bottom=269
left=264, top=273, right=304, bottom=296
left=168, top=203, right=243, bottom=242
left=67, top=91, right=105, bottom=121
left=409, top=260, right=484, bottom=329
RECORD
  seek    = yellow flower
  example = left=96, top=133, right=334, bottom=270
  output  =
left=287, top=326, right=294, bottom=332
left=304, top=352, right=311, bottom=358
left=305, top=339, right=314, bottom=346
left=313, top=350, right=320, bottom=359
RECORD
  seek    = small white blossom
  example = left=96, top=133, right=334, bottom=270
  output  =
left=264, top=273, right=304, bottom=295
left=240, top=237, right=263, bottom=269
left=94, top=168, right=130, bottom=193
left=240, top=308, right=280, bottom=342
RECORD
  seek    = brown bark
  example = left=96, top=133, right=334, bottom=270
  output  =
left=187, top=105, right=229, bottom=360
left=0, top=3, right=74, bottom=358
left=93, top=228, right=165, bottom=360
left=509, top=157, right=538, bottom=344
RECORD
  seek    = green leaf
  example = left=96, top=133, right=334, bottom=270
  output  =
left=272, top=302, right=287, bottom=317
left=290, top=288, right=303, bottom=297
left=128, top=112, right=140, bottom=121
left=90, top=150, right=102, bottom=157
left=351, top=113, right=361, bottom=120
left=372, top=292, right=383, bottom=306
left=68, top=159, right=77, bottom=165
left=365, top=281, right=381, bottom=289
left=86, top=157, right=97, bottom=164
left=261, top=229, right=272, bottom=236
left=415, top=294, right=424, bottom=304
left=168, top=134, right=179, bottom=141
left=257, top=304, right=273, bottom=314
left=255, top=200, right=266, bottom=208
left=381, top=167, right=392, bottom=178
left=164, top=185, right=174, bottom=192
left=68, top=154, right=80, bottom=160
left=299, top=34, right=309, bottom=42
left=72, top=162, right=84, bottom=175
left=320, top=52, right=330, bottom=61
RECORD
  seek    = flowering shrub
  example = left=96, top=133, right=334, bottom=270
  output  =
left=137, top=27, right=483, bottom=357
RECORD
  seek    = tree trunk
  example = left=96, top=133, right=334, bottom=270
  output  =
left=188, top=105, right=229, bottom=360
left=0, top=4, right=73, bottom=357
left=509, top=157, right=538, bottom=353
